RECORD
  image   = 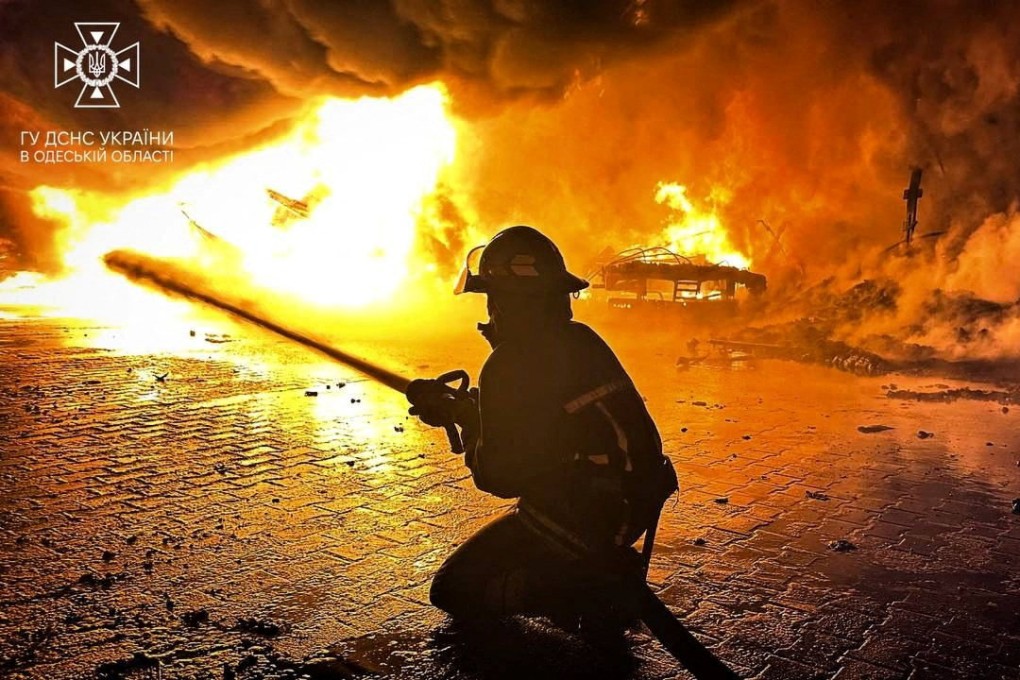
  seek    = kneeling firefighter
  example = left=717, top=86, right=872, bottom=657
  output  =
left=408, top=225, right=678, bottom=628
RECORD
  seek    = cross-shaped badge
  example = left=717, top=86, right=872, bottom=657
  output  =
left=54, top=22, right=140, bottom=109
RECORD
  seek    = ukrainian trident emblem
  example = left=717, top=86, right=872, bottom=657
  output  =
left=54, top=23, right=140, bottom=109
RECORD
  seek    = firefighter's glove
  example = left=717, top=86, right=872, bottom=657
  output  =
left=406, top=381, right=477, bottom=429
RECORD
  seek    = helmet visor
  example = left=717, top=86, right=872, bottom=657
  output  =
left=453, top=244, right=486, bottom=295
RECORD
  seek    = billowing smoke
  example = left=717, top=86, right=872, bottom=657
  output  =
left=2, top=0, right=1020, bottom=360
left=0, top=0, right=740, bottom=267
left=431, top=0, right=1020, bottom=361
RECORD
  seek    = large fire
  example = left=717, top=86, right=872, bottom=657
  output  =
left=0, top=85, right=457, bottom=322
left=655, top=182, right=750, bottom=270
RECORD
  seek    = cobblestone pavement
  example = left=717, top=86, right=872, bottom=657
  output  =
left=1, top=314, right=1018, bottom=680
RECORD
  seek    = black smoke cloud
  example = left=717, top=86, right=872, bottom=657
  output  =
left=135, top=0, right=741, bottom=102
left=0, top=0, right=740, bottom=268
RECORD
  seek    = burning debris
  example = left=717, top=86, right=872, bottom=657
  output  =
left=266, top=187, right=328, bottom=227
left=586, top=246, right=765, bottom=316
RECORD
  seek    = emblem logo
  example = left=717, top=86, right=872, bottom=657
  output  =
left=54, top=23, right=140, bottom=109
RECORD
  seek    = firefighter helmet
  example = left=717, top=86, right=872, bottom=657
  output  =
left=454, top=226, right=589, bottom=295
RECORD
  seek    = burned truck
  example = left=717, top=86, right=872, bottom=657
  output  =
left=585, top=247, right=766, bottom=319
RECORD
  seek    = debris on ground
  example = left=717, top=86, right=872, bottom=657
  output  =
left=78, top=572, right=119, bottom=589
left=181, top=609, right=209, bottom=628
left=305, top=390, right=319, bottom=397
left=713, top=497, right=729, bottom=504
left=675, top=356, right=705, bottom=369
left=1012, top=498, right=1020, bottom=515
left=828, top=539, right=857, bottom=552
left=693, top=538, right=707, bottom=546
left=805, top=490, right=830, bottom=501
left=234, top=617, right=285, bottom=637
left=155, top=373, right=169, bottom=383
left=294, top=654, right=379, bottom=678
left=887, top=386, right=1018, bottom=404
left=858, top=425, right=894, bottom=433
left=917, top=430, right=934, bottom=439
left=204, top=333, right=234, bottom=344
left=101, top=550, right=116, bottom=562
left=708, top=330, right=889, bottom=376
left=95, top=651, right=160, bottom=679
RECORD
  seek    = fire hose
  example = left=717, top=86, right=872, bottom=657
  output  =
left=104, top=250, right=741, bottom=679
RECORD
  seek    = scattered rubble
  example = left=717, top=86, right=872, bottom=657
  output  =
left=917, top=430, right=934, bottom=439
left=234, top=617, right=285, bottom=637
left=204, top=333, right=234, bottom=344
left=708, top=332, right=890, bottom=377
left=1012, top=499, right=1020, bottom=515
left=96, top=652, right=161, bottom=680
left=78, top=572, right=120, bottom=589
left=305, top=390, right=319, bottom=397
left=858, top=425, right=894, bottom=434
left=887, top=386, right=1017, bottom=404
left=181, top=609, right=210, bottom=628
left=713, top=497, right=729, bottom=504
left=828, top=539, right=857, bottom=552
left=805, top=490, right=830, bottom=501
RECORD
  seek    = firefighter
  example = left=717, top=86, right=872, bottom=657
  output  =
left=409, top=225, right=677, bottom=629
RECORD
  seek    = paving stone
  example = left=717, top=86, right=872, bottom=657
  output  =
left=1, top=317, right=1018, bottom=679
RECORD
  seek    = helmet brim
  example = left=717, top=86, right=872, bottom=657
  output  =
left=454, top=269, right=589, bottom=295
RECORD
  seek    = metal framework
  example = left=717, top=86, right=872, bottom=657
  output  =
left=587, top=247, right=766, bottom=309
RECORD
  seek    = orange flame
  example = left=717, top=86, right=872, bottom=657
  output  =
left=656, top=181, right=750, bottom=269
left=0, top=84, right=458, bottom=323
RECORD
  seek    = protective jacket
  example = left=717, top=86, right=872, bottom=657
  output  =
left=465, top=321, right=675, bottom=553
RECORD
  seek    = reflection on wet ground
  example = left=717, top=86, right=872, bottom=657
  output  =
left=0, top=314, right=1018, bottom=679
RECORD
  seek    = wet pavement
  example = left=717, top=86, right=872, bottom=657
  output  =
left=1, top=313, right=1018, bottom=679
